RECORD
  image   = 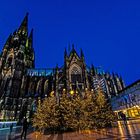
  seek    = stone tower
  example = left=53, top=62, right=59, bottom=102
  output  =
left=0, top=13, right=34, bottom=120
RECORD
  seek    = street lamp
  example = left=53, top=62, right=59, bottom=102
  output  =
left=70, top=90, right=74, bottom=95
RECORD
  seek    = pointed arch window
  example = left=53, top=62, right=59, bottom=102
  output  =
left=69, top=64, right=82, bottom=83
left=71, top=66, right=80, bottom=75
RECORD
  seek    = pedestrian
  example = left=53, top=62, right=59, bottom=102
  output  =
left=120, top=112, right=127, bottom=125
left=21, top=118, right=29, bottom=139
left=10, top=123, right=13, bottom=134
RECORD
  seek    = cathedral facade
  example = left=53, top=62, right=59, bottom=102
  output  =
left=0, top=14, right=125, bottom=120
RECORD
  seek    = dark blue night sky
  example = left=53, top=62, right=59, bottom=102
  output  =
left=0, top=0, right=140, bottom=85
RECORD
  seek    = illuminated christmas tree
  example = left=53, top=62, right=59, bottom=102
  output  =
left=32, top=97, right=59, bottom=132
left=94, top=89, right=116, bottom=128
left=33, top=90, right=116, bottom=133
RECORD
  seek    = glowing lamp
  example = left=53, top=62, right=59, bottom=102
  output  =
left=70, top=90, right=74, bottom=95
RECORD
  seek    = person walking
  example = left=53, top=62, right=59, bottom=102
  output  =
left=21, top=118, right=29, bottom=139
left=10, top=123, right=13, bottom=134
left=120, top=112, right=127, bottom=125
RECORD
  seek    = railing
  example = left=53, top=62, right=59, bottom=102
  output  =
left=0, top=121, right=17, bottom=129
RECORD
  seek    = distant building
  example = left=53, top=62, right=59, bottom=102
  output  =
left=111, top=79, right=140, bottom=118
left=0, top=14, right=125, bottom=120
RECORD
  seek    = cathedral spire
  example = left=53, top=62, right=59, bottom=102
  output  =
left=80, top=48, right=84, bottom=59
left=18, top=13, right=28, bottom=36
left=72, top=43, right=75, bottom=51
left=91, top=64, right=96, bottom=76
left=120, top=75, right=125, bottom=88
left=29, top=28, right=33, bottom=38
left=64, top=48, right=67, bottom=56
left=71, top=44, right=77, bottom=54
left=28, top=29, right=33, bottom=49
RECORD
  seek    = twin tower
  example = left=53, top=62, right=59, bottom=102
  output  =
left=0, top=14, right=125, bottom=120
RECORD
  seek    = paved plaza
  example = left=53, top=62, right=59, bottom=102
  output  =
left=1, top=119, right=140, bottom=140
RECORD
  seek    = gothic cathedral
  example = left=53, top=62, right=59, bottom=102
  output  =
left=0, top=14, right=125, bottom=120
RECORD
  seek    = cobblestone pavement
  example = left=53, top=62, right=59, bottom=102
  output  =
left=1, top=120, right=140, bottom=140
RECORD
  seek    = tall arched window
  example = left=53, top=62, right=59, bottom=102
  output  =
left=69, top=64, right=82, bottom=83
